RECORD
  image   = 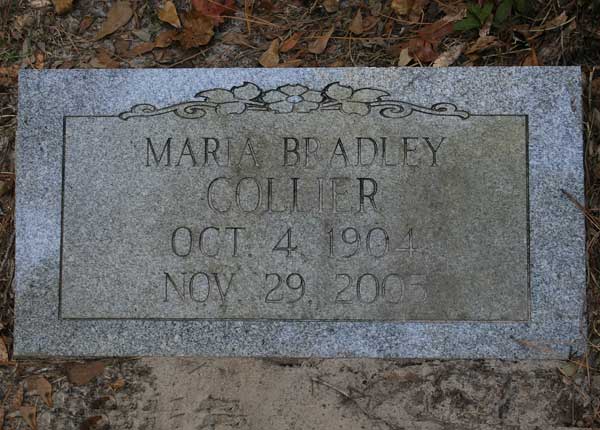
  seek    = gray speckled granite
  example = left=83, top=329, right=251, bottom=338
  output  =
left=15, top=67, right=585, bottom=358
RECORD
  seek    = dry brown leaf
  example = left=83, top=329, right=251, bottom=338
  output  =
left=34, top=51, right=45, bottom=69
left=125, top=42, right=155, bottom=58
left=110, top=377, right=126, bottom=391
left=25, top=376, right=52, bottom=408
left=522, top=47, right=540, bottom=66
left=308, top=26, right=334, bottom=55
left=179, top=10, right=214, bottom=49
left=158, top=0, right=181, bottom=28
left=155, top=29, right=179, bottom=48
left=418, top=19, right=454, bottom=44
left=92, top=48, right=120, bottom=68
left=322, top=0, right=339, bottom=13
left=80, top=415, right=109, bottom=430
left=259, top=39, right=280, bottom=68
left=0, top=336, right=8, bottom=362
left=349, top=10, right=363, bottom=35
left=407, top=38, right=437, bottom=63
left=113, top=39, right=130, bottom=55
left=57, top=60, right=76, bottom=69
left=79, top=16, right=95, bottom=33
left=192, top=0, right=235, bottom=25
left=66, top=361, right=105, bottom=385
left=9, top=384, right=24, bottom=410
left=132, top=28, right=151, bottom=41
left=533, top=11, right=568, bottom=31
left=391, top=0, right=413, bottom=16
left=280, top=32, right=302, bottom=53
left=432, top=43, right=464, bottom=67
left=94, top=1, right=133, bottom=41
left=222, top=32, right=252, bottom=47
left=361, top=15, right=379, bottom=32
left=276, top=59, right=303, bottom=68
left=408, top=0, right=427, bottom=20
left=0, top=407, right=4, bottom=428
left=52, top=0, right=72, bottom=15
left=397, top=47, right=411, bottom=66
left=20, top=405, right=36, bottom=430
left=466, top=35, right=497, bottom=54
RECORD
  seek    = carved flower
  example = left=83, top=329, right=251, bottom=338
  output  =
left=196, top=82, right=262, bottom=114
left=324, top=82, right=389, bottom=115
left=262, top=84, right=324, bottom=113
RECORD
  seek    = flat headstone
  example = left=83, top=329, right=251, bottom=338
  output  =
left=15, top=67, right=585, bottom=358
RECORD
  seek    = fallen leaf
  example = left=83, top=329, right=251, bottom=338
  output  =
left=20, top=405, right=36, bottom=430
left=92, top=48, right=120, bottom=68
left=158, top=1, right=181, bottom=28
left=9, top=384, right=24, bottom=410
left=25, top=376, right=53, bottom=408
left=465, top=35, right=497, bottom=54
left=155, top=29, right=179, bottom=48
left=52, top=0, right=72, bottom=15
left=407, top=38, right=437, bottom=63
left=109, top=377, right=125, bottom=391
left=308, top=26, right=334, bottom=54
left=113, top=39, right=130, bottom=55
left=96, top=49, right=120, bottom=69
left=417, top=18, right=454, bottom=44
left=361, top=15, right=379, bottom=32
left=276, top=59, right=303, bottom=68
left=407, top=0, right=427, bottom=21
left=34, top=51, right=45, bottom=69
left=91, top=395, right=117, bottom=409
left=391, top=0, right=413, bottom=16
left=192, top=0, right=235, bottom=25
left=559, top=361, right=579, bottom=377
left=0, top=407, right=4, bottom=428
left=94, top=1, right=133, bottom=41
left=259, top=39, right=280, bottom=68
left=222, top=31, right=252, bottom=46
left=179, top=10, right=214, bottom=49
left=280, top=32, right=302, bottom=53
left=79, top=16, right=95, bottom=33
left=397, top=47, right=411, bottom=66
left=532, top=11, right=568, bottom=31
left=479, top=16, right=492, bottom=37
left=132, top=28, right=151, bottom=42
left=125, top=42, right=155, bottom=58
left=432, top=43, right=464, bottom=67
left=522, top=46, right=540, bottom=66
left=57, top=60, right=76, bottom=69
left=322, top=0, right=339, bottom=13
left=66, top=361, right=105, bottom=385
left=0, top=336, right=8, bottom=361
left=80, top=415, right=109, bottom=430
left=349, top=10, right=363, bottom=35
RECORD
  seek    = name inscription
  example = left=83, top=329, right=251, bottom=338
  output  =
left=60, top=83, right=529, bottom=321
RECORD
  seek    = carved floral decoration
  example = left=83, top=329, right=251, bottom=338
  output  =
left=119, top=82, right=470, bottom=120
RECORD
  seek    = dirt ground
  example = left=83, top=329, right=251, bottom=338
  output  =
left=1, top=0, right=600, bottom=429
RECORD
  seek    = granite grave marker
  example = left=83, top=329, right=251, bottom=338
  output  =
left=15, top=67, right=585, bottom=357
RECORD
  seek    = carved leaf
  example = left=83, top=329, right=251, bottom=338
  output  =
left=340, top=101, right=370, bottom=116
left=325, top=83, right=353, bottom=101
left=232, top=82, right=261, bottom=100
left=197, top=88, right=236, bottom=102
left=262, top=90, right=287, bottom=103
left=350, top=88, right=389, bottom=102
left=216, top=102, right=247, bottom=114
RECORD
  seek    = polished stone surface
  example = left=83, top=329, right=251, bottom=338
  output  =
left=15, top=67, right=585, bottom=358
